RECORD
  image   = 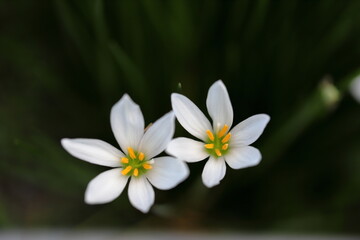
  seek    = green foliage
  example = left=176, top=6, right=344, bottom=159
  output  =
left=1, top=0, right=360, bottom=232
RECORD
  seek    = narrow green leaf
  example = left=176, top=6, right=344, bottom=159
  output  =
left=108, top=41, right=148, bottom=102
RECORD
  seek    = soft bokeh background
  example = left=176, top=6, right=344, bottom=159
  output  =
left=1, top=0, right=360, bottom=234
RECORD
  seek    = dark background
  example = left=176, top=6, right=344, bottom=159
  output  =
left=1, top=0, right=360, bottom=233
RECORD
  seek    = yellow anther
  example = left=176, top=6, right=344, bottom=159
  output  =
left=206, top=130, right=215, bottom=141
left=133, top=168, right=139, bottom=177
left=215, top=149, right=222, bottom=157
left=121, top=166, right=132, bottom=175
left=121, top=157, right=129, bottom=164
left=138, top=152, right=145, bottom=161
left=204, top=143, right=214, bottom=149
left=127, top=147, right=136, bottom=159
left=218, top=124, right=229, bottom=138
left=221, top=133, right=231, bottom=143
left=222, top=144, right=229, bottom=150
left=143, top=163, right=153, bottom=170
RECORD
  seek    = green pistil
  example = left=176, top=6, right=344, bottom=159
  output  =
left=121, top=147, right=152, bottom=177
left=204, top=129, right=231, bottom=158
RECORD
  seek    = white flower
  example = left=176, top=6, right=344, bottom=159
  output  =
left=61, top=94, right=189, bottom=213
left=166, top=80, right=270, bottom=188
left=350, top=75, right=360, bottom=103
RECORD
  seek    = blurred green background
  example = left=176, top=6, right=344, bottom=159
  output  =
left=1, top=0, right=360, bottom=233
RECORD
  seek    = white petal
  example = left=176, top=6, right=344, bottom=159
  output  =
left=201, top=157, right=226, bottom=188
left=171, top=93, right=212, bottom=141
left=206, top=80, right=233, bottom=131
left=350, top=75, right=360, bottom=103
left=138, top=112, right=175, bottom=159
left=128, top=177, right=154, bottom=213
left=225, top=146, right=262, bottom=169
left=85, top=168, right=128, bottom=204
left=110, top=94, right=145, bottom=154
left=230, top=114, right=270, bottom=146
left=146, top=156, right=189, bottom=190
left=61, top=138, right=123, bottom=167
left=166, top=137, right=209, bottom=162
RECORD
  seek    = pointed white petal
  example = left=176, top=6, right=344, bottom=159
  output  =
left=128, top=177, right=154, bottom=213
left=166, top=137, right=209, bottom=162
left=225, top=146, right=261, bottom=169
left=61, top=138, right=123, bottom=167
left=110, top=94, right=144, bottom=154
left=138, top=112, right=175, bottom=159
left=206, top=80, right=233, bottom=131
left=230, top=114, right=270, bottom=146
left=201, top=157, right=226, bottom=188
left=85, top=168, right=128, bottom=204
left=146, top=156, right=189, bottom=190
left=350, top=75, right=360, bottom=103
left=171, top=93, right=212, bottom=141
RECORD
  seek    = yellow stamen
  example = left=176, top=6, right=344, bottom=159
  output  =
left=218, top=124, right=228, bottom=138
left=128, top=147, right=136, bottom=159
left=121, top=166, right=132, bottom=175
left=143, top=163, right=152, bottom=170
left=206, top=130, right=215, bottom=141
left=121, top=157, right=129, bottom=164
left=222, top=144, right=229, bottom=150
left=221, top=133, right=231, bottom=143
left=204, top=143, right=214, bottom=149
left=133, top=168, right=139, bottom=177
left=138, top=152, right=145, bottom=161
left=215, top=149, right=222, bottom=157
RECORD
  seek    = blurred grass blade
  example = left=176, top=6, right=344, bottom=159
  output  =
left=242, top=0, right=269, bottom=45
left=54, top=0, right=94, bottom=71
left=93, top=0, right=108, bottom=42
left=168, top=0, right=193, bottom=53
left=92, top=0, right=119, bottom=104
left=108, top=41, right=149, bottom=102
left=0, top=37, right=62, bottom=92
left=141, top=0, right=166, bottom=39
left=262, top=67, right=360, bottom=166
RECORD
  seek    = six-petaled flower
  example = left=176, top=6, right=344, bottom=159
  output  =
left=167, top=80, right=270, bottom=188
left=61, top=94, right=189, bottom=213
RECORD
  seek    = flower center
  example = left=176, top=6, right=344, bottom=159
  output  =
left=120, top=147, right=152, bottom=177
left=204, top=124, right=231, bottom=158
